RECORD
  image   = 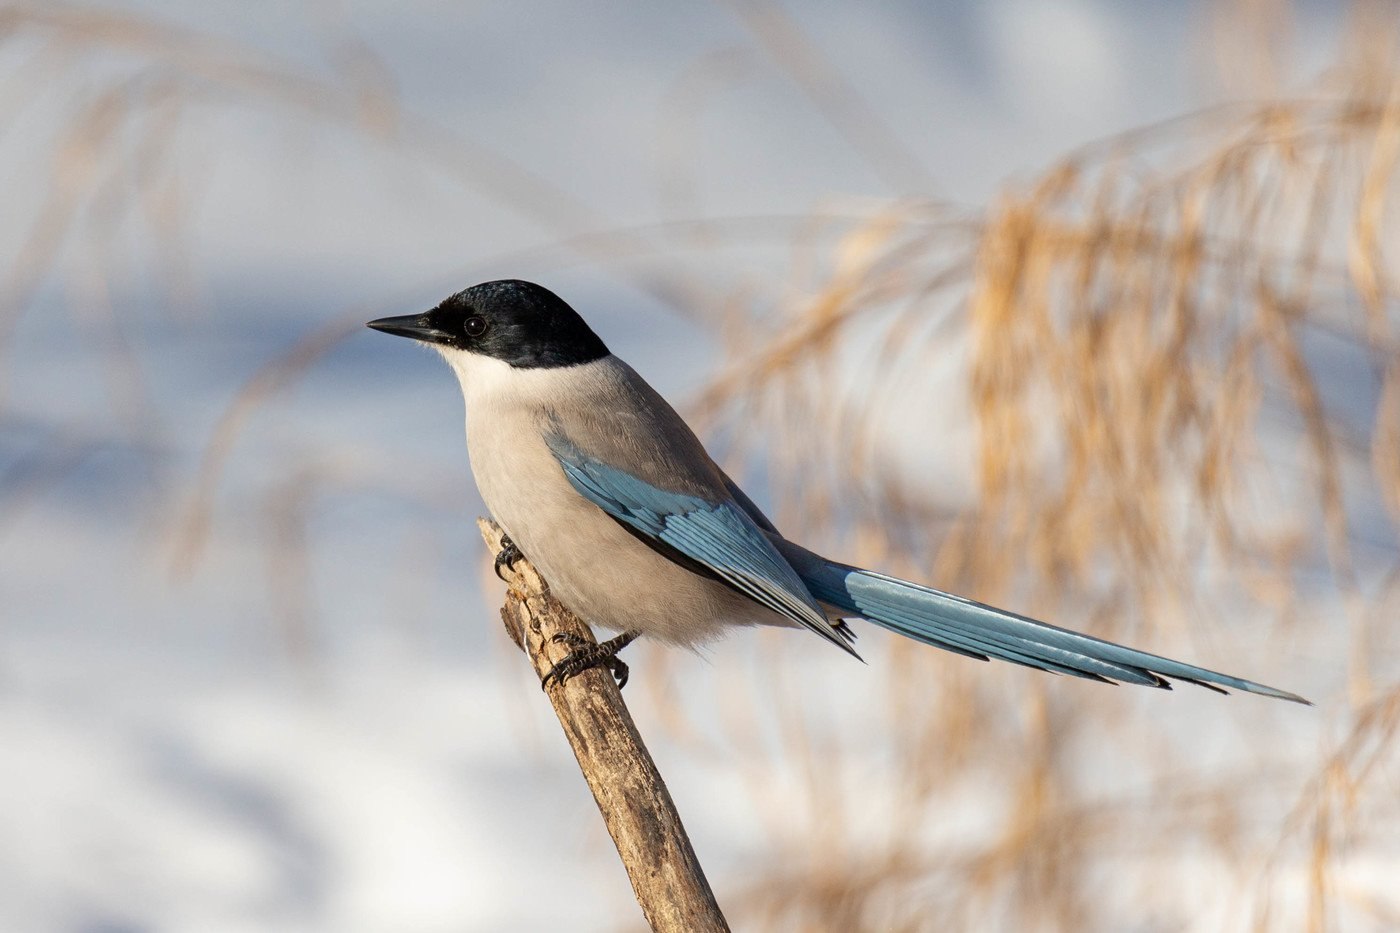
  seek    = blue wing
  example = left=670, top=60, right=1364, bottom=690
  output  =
left=546, top=434, right=859, bottom=657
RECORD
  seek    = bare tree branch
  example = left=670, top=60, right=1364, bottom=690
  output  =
left=477, top=518, right=730, bottom=933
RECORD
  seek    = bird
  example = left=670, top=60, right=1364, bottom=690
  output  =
left=368, top=279, right=1307, bottom=704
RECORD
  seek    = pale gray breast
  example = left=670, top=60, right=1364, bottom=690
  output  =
left=455, top=353, right=781, bottom=644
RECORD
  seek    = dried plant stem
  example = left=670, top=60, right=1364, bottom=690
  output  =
left=477, top=518, right=729, bottom=933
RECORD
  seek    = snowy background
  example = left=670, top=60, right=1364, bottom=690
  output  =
left=0, top=2, right=1376, bottom=931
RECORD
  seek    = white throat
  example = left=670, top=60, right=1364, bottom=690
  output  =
left=438, top=346, right=617, bottom=412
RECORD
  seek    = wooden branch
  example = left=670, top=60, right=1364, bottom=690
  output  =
left=477, top=518, right=730, bottom=933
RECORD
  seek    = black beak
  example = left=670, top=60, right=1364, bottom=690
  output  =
left=366, top=313, right=455, bottom=345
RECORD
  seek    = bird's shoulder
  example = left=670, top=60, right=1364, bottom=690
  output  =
left=540, top=356, right=731, bottom=502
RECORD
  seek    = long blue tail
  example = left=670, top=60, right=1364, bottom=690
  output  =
left=772, top=537, right=1309, bottom=704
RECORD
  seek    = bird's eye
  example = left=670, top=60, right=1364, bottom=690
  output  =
left=464, top=315, right=489, bottom=338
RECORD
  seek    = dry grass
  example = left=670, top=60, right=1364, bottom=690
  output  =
left=677, top=6, right=1400, bottom=929
left=4, top=1, right=1399, bottom=930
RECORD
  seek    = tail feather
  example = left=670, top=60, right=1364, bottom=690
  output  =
left=772, top=538, right=1309, bottom=704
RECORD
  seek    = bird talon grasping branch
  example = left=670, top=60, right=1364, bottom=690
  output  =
left=540, top=629, right=638, bottom=690
left=494, top=533, right=524, bottom=581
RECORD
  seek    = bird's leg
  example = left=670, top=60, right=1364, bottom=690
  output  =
left=541, top=630, right=640, bottom=691
left=494, top=533, right=524, bottom=581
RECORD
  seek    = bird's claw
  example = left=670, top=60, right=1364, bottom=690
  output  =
left=494, top=534, right=524, bottom=582
left=540, top=630, right=639, bottom=691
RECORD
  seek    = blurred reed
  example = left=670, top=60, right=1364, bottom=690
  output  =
left=680, top=4, right=1400, bottom=929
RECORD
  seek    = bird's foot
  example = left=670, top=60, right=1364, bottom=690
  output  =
left=494, top=534, right=524, bottom=582
left=833, top=619, right=858, bottom=645
left=541, top=630, right=640, bottom=691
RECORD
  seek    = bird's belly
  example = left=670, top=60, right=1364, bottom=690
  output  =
left=469, top=427, right=779, bottom=645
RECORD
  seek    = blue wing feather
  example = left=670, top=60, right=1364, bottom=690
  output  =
left=772, top=538, right=1309, bottom=703
left=546, top=435, right=859, bottom=657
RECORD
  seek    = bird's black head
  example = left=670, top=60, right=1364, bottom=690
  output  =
left=367, top=279, right=609, bottom=369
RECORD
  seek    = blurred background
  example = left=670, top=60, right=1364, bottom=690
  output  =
left=2, top=0, right=1397, bottom=930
